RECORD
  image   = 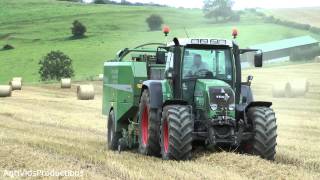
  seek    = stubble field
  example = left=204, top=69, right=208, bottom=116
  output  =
left=0, top=63, right=320, bottom=179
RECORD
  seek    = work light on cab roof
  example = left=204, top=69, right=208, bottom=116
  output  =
left=163, top=25, right=170, bottom=36
left=232, top=28, right=238, bottom=39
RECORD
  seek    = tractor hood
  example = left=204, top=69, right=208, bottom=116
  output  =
left=196, top=79, right=231, bottom=90
left=194, top=79, right=236, bottom=118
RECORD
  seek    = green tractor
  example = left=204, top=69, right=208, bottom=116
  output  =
left=103, top=37, right=277, bottom=160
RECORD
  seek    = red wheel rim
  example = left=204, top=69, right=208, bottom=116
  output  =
left=141, top=106, right=149, bottom=146
left=163, top=119, right=169, bottom=153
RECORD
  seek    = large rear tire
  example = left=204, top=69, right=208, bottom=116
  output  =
left=160, top=105, right=193, bottom=160
left=244, top=107, right=277, bottom=160
left=107, top=110, right=122, bottom=151
left=138, top=90, right=161, bottom=156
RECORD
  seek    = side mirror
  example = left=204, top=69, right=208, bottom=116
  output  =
left=254, top=53, right=263, bottom=67
left=156, top=51, right=166, bottom=64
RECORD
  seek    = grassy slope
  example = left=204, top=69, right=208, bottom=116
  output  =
left=265, top=7, right=320, bottom=27
left=0, top=0, right=319, bottom=83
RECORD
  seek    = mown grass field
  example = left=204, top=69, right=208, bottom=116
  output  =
left=0, top=63, right=320, bottom=179
left=1, top=0, right=320, bottom=83
left=266, top=7, right=320, bottom=27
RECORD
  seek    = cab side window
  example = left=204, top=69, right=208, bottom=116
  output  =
left=165, top=51, right=174, bottom=72
left=217, top=51, right=226, bottom=74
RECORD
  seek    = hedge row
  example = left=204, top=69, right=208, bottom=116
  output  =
left=265, top=16, right=320, bottom=34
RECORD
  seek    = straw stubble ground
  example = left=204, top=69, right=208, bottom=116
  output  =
left=1, top=63, right=320, bottom=179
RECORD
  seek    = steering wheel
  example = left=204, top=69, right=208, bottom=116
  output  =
left=195, top=69, right=214, bottom=78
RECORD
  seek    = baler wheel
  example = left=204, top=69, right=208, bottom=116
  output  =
left=107, top=110, right=122, bottom=151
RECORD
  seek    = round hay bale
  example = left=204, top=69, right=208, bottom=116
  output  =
left=315, top=56, right=320, bottom=63
left=98, top=74, right=104, bottom=81
left=61, top=78, right=71, bottom=89
left=9, top=80, right=22, bottom=90
left=77, top=85, right=95, bottom=100
left=0, top=85, right=12, bottom=97
left=306, top=80, right=310, bottom=93
left=285, top=79, right=308, bottom=98
left=12, top=77, right=22, bottom=82
left=272, top=82, right=287, bottom=98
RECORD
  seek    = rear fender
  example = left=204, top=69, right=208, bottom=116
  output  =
left=236, top=85, right=254, bottom=116
left=236, top=100, right=272, bottom=120
left=142, top=80, right=163, bottom=109
left=241, top=85, right=254, bottom=104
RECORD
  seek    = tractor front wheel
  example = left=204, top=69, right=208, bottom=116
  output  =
left=160, top=105, right=193, bottom=160
left=244, top=107, right=277, bottom=160
left=138, top=90, right=161, bottom=156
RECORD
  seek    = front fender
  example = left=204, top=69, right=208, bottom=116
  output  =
left=245, top=101, right=272, bottom=112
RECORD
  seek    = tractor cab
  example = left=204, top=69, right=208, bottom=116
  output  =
left=164, top=38, right=236, bottom=102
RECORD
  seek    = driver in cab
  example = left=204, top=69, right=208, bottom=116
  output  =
left=188, top=54, right=209, bottom=76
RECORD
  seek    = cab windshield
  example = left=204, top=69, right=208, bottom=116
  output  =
left=182, top=48, right=233, bottom=82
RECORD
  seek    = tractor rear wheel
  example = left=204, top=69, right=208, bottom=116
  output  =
left=138, top=90, right=161, bottom=156
left=160, top=105, right=193, bottom=160
left=244, top=107, right=277, bottom=160
left=107, top=110, right=122, bottom=151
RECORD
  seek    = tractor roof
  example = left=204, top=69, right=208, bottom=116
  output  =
left=167, top=38, right=233, bottom=47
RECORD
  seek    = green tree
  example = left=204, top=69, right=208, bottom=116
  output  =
left=71, top=20, right=87, bottom=38
left=2, top=44, right=14, bottom=50
left=94, top=0, right=106, bottom=4
left=203, top=0, right=234, bottom=22
left=146, top=14, right=164, bottom=31
left=39, top=51, right=74, bottom=81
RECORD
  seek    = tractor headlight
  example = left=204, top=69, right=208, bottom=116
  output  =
left=229, top=104, right=235, bottom=111
left=210, top=104, right=218, bottom=111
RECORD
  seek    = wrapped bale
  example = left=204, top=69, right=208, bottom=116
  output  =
left=272, top=82, right=287, bottom=98
left=315, top=56, right=320, bottom=63
left=285, top=79, right=308, bottom=98
left=77, top=85, right=95, bottom=100
left=0, top=85, right=12, bottom=97
left=9, top=80, right=22, bottom=90
left=98, top=74, right=104, bottom=81
left=61, top=78, right=71, bottom=89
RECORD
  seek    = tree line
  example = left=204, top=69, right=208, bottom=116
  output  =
left=59, top=0, right=168, bottom=7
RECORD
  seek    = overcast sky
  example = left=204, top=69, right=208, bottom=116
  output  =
left=84, top=0, right=320, bottom=9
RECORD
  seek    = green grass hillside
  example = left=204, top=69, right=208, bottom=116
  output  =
left=0, top=0, right=319, bottom=83
left=266, top=7, right=320, bottom=28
